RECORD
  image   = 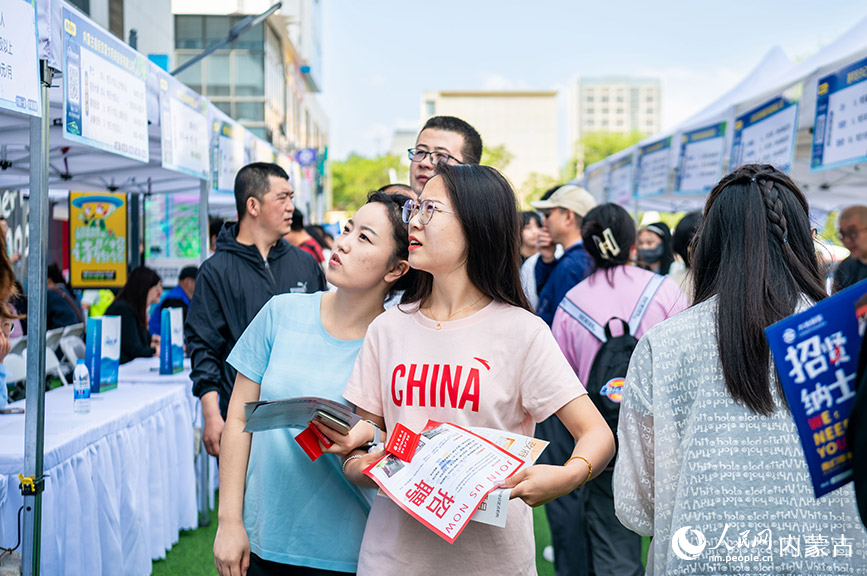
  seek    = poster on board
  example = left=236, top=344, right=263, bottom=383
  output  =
left=811, top=56, right=867, bottom=171
left=61, top=6, right=149, bottom=163
left=212, top=108, right=245, bottom=193
left=0, top=0, right=41, bottom=117
left=608, top=155, right=634, bottom=207
left=677, top=122, right=726, bottom=194
left=145, top=193, right=200, bottom=285
left=635, top=137, right=671, bottom=198
left=583, top=164, right=607, bottom=204
left=159, top=73, right=209, bottom=179
left=731, top=97, right=798, bottom=173
left=69, top=191, right=127, bottom=288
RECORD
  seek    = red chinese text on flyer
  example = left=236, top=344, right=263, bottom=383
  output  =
left=363, top=420, right=525, bottom=544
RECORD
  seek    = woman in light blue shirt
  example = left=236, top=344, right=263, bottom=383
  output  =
left=214, top=191, right=414, bottom=576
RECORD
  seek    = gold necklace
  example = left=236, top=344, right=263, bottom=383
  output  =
left=427, top=294, right=487, bottom=330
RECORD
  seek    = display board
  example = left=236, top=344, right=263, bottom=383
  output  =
left=69, top=191, right=127, bottom=288
left=731, top=97, right=798, bottom=172
left=635, top=137, right=671, bottom=198
left=0, top=0, right=41, bottom=117
left=145, top=193, right=200, bottom=285
left=607, top=154, right=634, bottom=207
left=212, top=109, right=245, bottom=193
left=159, top=73, right=209, bottom=179
left=583, top=163, right=607, bottom=203
left=811, top=56, right=867, bottom=171
left=676, top=122, right=726, bottom=194
left=61, top=7, right=148, bottom=163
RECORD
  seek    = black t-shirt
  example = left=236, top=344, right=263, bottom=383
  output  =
left=833, top=256, right=867, bottom=293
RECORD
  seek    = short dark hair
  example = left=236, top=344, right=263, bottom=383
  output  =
left=377, top=183, right=412, bottom=196
left=209, top=217, right=224, bottom=239
left=692, top=164, right=826, bottom=416
left=581, top=203, right=636, bottom=284
left=178, top=266, right=198, bottom=281
left=291, top=209, right=306, bottom=232
left=234, top=163, right=290, bottom=221
left=365, top=190, right=418, bottom=299
left=672, top=211, right=702, bottom=268
left=521, top=211, right=542, bottom=230
left=402, top=164, right=530, bottom=311
left=117, top=266, right=162, bottom=329
left=420, top=116, right=483, bottom=165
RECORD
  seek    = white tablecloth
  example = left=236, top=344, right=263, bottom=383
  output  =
left=0, top=380, right=197, bottom=576
left=119, top=358, right=219, bottom=509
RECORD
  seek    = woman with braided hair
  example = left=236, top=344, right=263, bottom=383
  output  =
left=613, top=164, right=867, bottom=574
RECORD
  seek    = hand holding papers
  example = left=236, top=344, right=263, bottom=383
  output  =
left=364, top=420, right=548, bottom=543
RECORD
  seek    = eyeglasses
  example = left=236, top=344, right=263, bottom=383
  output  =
left=837, top=226, right=867, bottom=241
left=1, top=321, right=13, bottom=336
left=402, top=199, right=456, bottom=226
left=407, top=148, right=463, bottom=166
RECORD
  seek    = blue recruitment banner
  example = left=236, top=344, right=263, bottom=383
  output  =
left=635, top=137, right=671, bottom=198
left=211, top=106, right=245, bottom=193
left=159, top=72, right=209, bottom=179
left=765, top=279, right=867, bottom=498
left=61, top=6, right=149, bottom=163
left=731, top=97, right=798, bottom=173
left=676, top=122, right=726, bottom=194
left=811, top=56, right=867, bottom=172
left=607, top=154, right=634, bottom=207
left=0, top=0, right=41, bottom=117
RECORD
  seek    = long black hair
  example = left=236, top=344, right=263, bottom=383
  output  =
left=364, top=190, right=417, bottom=299
left=581, top=203, right=636, bottom=286
left=401, top=164, right=531, bottom=312
left=692, top=164, right=827, bottom=415
left=116, top=266, right=162, bottom=330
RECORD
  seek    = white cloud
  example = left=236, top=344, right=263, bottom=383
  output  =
left=479, top=73, right=532, bottom=91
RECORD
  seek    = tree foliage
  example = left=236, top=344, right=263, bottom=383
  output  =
left=481, top=144, right=513, bottom=172
left=330, top=154, right=409, bottom=213
left=578, top=130, right=645, bottom=169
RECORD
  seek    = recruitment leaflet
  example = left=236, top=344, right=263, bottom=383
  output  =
left=607, top=154, right=634, bottom=207
left=676, top=122, right=726, bottom=194
left=635, top=137, right=671, bottom=198
left=0, top=0, right=41, bottom=117
left=811, top=56, right=867, bottom=171
left=365, top=421, right=525, bottom=543
left=766, top=279, right=867, bottom=498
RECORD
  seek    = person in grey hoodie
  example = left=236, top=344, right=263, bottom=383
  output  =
left=185, top=162, right=325, bottom=458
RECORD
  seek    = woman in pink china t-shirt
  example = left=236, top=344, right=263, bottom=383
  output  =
left=326, top=164, right=615, bottom=576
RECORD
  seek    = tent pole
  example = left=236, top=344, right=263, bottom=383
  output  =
left=196, top=178, right=211, bottom=526
left=22, top=60, right=53, bottom=576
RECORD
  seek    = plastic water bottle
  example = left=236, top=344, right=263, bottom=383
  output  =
left=73, top=359, right=91, bottom=415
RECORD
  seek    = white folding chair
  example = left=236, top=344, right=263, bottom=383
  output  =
left=23, top=348, right=68, bottom=387
left=9, top=337, right=26, bottom=356
left=3, top=353, right=26, bottom=385
left=62, top=323, right=85, bottom=339
left=45, top=328, right=65, bottom=352
left=59, top=336, right=86, bottom=371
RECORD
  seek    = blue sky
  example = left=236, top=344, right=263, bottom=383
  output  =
left=319, top=1, right=867, bottom=162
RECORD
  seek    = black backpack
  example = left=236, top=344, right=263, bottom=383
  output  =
left=558, top=274, right=664, bottom=454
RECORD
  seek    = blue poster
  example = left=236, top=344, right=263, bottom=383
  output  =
left=811, top=56, right=867, bottom=172
left=731, top=97, right=798, bottom=173
left=765, top=279, right=867, bottom=498
left=676, top=122, right=726, bottom=194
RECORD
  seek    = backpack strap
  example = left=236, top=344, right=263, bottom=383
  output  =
left=558, top=297, right=608, bottom=343
left=628, top=274, right=665, bottom=335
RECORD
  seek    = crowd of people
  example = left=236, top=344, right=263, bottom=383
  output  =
left=2, top=113, right=867, bottom=575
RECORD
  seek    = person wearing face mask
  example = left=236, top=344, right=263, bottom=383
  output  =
left=636, top=222, right=674, bottom=275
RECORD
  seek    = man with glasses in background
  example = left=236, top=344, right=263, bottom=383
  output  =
left=407, top=116, right=483, bottom=197
left=834, top=204, right=867, bottom=293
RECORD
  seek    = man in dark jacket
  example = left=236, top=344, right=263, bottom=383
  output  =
left=185, top=162, right=325, bottom=457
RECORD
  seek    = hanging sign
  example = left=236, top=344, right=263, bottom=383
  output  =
left=811, top=56, right=867, bottom=171
left=212, top=108, right=245, bottom=193
left=635, top=137, right=671, bottom=198
left=607, top=154, right=634, bottom=207
left=0, top=0, right=41, bottom=117
left=676, top=122, right=726, bottom=194
left=583, top=163, right=606, bottom=204
left=731, top=97, right=798, bottom=173
left=69, top=191, right=127, bottom=288
left=159, top=73, right=209, bottom=178
left=62, top=7, right=149, bottom=163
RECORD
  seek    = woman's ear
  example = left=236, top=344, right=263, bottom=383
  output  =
left=384, top=260, right=410, bottom=284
